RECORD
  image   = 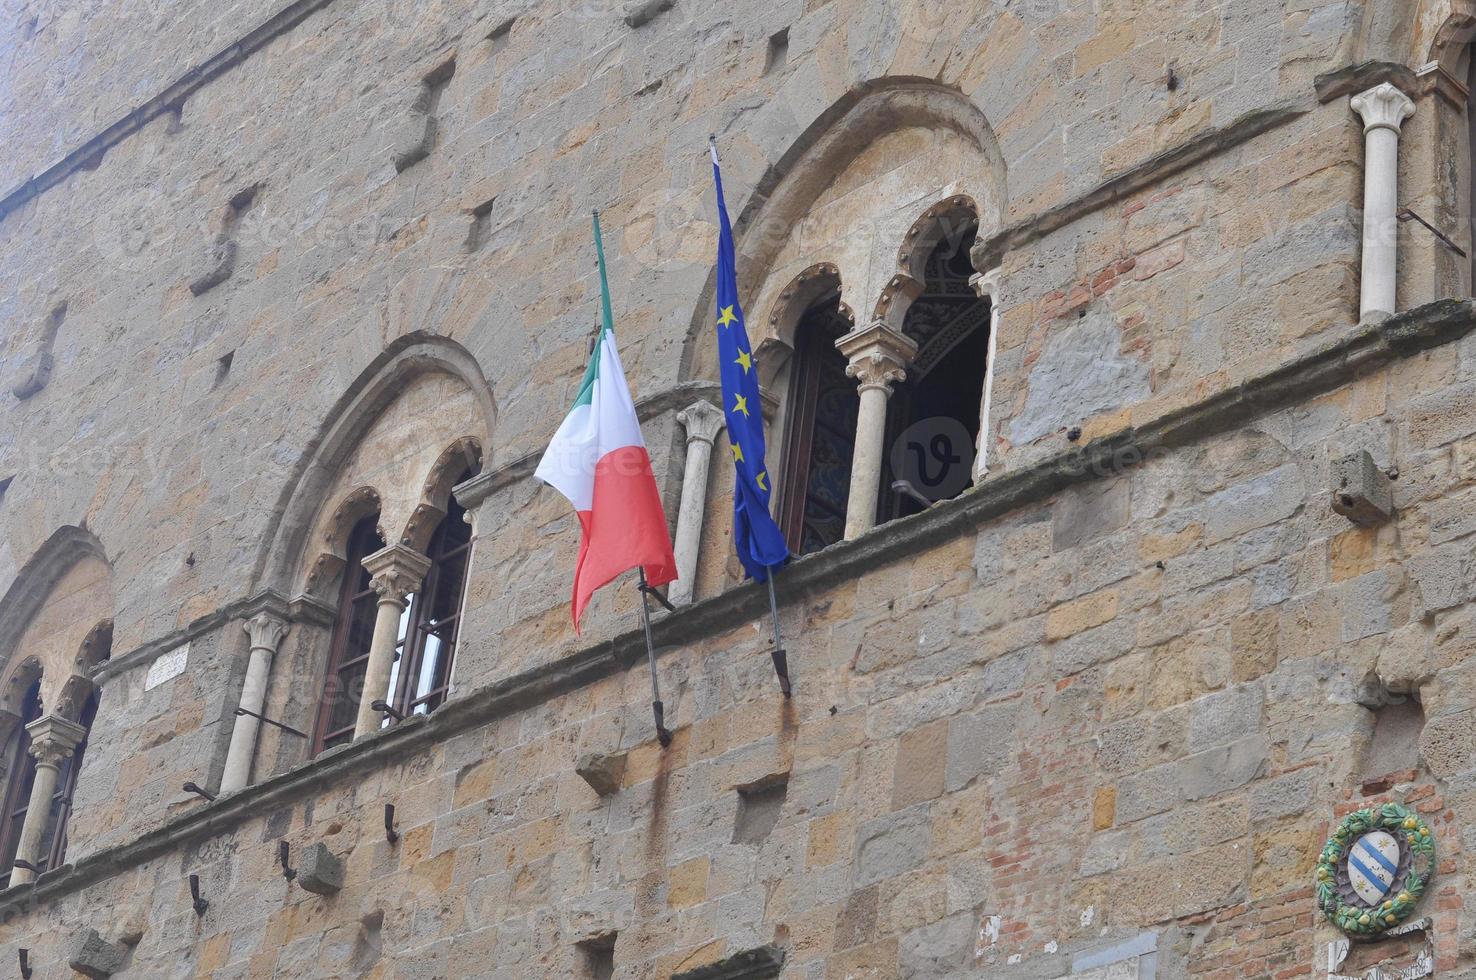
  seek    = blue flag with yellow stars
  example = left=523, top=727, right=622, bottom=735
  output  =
left=711, top=144, right=791, bottom=582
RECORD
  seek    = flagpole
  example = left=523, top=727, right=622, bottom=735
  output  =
left=766, top=569, right=791, bottom=698
left=637, top=568, right=673, bottom=747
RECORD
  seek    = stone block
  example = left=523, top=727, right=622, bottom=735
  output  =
left=1188, top=683, right=1263, bottom=752
left=576, top=750, right=627, bottom=796
left=67, top=928, right=127, bottom=979
left=1053, top=478, right=1131, bottom=552
left=1204, top=464, right=1304, bottom=543
left=945, top=702, right=1018, bottom=792
left=854, top=805, right=931, bottom=888
left=1330, top=451, right=1394, bottom=527
left=297, top=843, right=344, bottom=895
left=1410, top=550, right=1464, bottom=615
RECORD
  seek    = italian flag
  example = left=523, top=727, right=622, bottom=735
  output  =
left=535, top=213, right=677, bottom=630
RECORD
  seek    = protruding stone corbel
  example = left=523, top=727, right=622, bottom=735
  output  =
left=297, top=842, right=344, bottom=895
left=1331, top=451, right=1395, bottom=527
left=66, top=928, right=127, bottom=979
left=670, top=400, right=726, bottom=606
left=575, top=749, right=628, bottom=796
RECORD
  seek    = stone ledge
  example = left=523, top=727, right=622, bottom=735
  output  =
left=0, top=0, right=341, bottom=224
left=972, top=99, right=1307, bottom=271
left=6, top=299, right=1473, bottom=919
left=1314, top=60, right=1420, bottom=104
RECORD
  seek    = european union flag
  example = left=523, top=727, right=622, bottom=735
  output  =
left=711, top=145, right=791, bottom=582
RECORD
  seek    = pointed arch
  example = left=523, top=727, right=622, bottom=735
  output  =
left=679, top=76, right=1006, bottom=384
left=253, top=333, right=496, bottom=598
left=0, top=526, right=114, bottom=716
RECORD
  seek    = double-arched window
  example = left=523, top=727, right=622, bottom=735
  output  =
left=311, top=475, right=473, bottom=754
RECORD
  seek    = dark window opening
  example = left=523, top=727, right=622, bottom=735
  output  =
left=778, top=293, right=856, bottom=556
left=877, top=222, right=990, bottom=526
left=580, top=933, right=616, bottom=980
left=313, top=516, right=386, bottom=754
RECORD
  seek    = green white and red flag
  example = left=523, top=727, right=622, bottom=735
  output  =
left=536, top=212, right=677, bottom=630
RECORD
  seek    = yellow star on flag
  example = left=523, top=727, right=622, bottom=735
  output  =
left=756, top=471, right=768, bottom=492
left=717, top=305, right=739, bottom=329
left=732, top=442, right=745, bottom=464
left=734, top=348, right=752, bottom=374
left=732, top=393, right=750, bottom=417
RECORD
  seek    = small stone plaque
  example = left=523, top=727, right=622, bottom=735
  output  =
left=145, top=644, right=189, bottom=691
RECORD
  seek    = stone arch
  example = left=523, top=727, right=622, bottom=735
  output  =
left=1426, top=2, right=1476, bottom=76
left=254, top=333, right=496, bottom=598
left=0, top=527, right=115, bottom=719
left=757, top=263, right=851, bottom=392
left=402, top=436, right=484, bottom=554
left=874, top=195, right=982, bottom=333
left=679, top=77, right=1006, bottom=385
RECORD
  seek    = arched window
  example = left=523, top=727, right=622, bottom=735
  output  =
left=0, top=683, right=99, bottom=884
left=877, top=221, right=990, bottom=525
left=0, top=682, right=42, bottom=886
left=384, top=475, right=473, bottom=719
left=313, top=516, right=386, bottom=753
left=778, top=294, right=858, bottom=555
left=312, top=478, right=474, bottom=753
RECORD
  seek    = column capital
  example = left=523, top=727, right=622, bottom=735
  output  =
left=676, top=400, right=726, bottom=446
left=969, top=268, right=1003, bottom=301
left=837, top=322, right=917, bottom=394
left=1351, top=82, right=1415, bottom=135
left=362, top=544, right=431, bottom=604
left=242, top=611, right=291, bottom=652
left=25, top=714, right=87, bottom=767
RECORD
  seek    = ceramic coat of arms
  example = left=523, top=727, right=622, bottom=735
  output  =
left=1317, top=803, right=1435, bottom=938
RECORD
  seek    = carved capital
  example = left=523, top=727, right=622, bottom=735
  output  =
left=362, top=544, right=431, bottom=604
left=970, top=268, right=1003, bottom=302
left=25, top=715, right=87, bottom=768
left=677, top=400, right=725, bottom=446
left=1351, top=82, right=1415, bottom=135
left=242, top=612, right=290, bottom=653
left=836, top=322, right=918, bottom=394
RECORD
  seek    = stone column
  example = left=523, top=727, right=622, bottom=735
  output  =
left=1351, top=82, right=1415, bottom=319
left=970, top=268, right=1003, bottom=484
left=11, top=714, right=87, bottom=884
left=219, top=612, right=291, bottom=794
left=836, top=323, right=918, bottom=540
left=669, top=400, right=726, bottom=606
left=354, top=545, right=431, bottom=739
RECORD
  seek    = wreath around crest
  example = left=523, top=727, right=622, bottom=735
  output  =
left=1316, top=803, right=1435, bottom=938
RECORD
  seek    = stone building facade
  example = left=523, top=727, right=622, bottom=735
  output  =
left=4, top=0, right=1476, bottom=976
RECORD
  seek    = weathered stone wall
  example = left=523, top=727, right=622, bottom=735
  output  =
left=4, top=307, right=1476, bottom=976
left=3, top=0, right=1476, bottom=976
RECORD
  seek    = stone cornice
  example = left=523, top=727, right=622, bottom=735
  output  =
left=1313, top=61, right=1420, bottom=105
left=7, top=298, right=1473, bottom=917
left=972, top=100, right=1306, bottom=272
left=0, top=0, right=342, bottom=225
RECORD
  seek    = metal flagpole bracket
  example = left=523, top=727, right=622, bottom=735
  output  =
left=279, top=840, right=298, bottom=882
left=766, top=571, right=792, bottom=698
left=637, top=569, right=674, bottom=747
left=189, top=873, right=209, bottom=916
left=234, top=707, right=308, bottom=739
left=384, top=803, right=400, bottom=845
